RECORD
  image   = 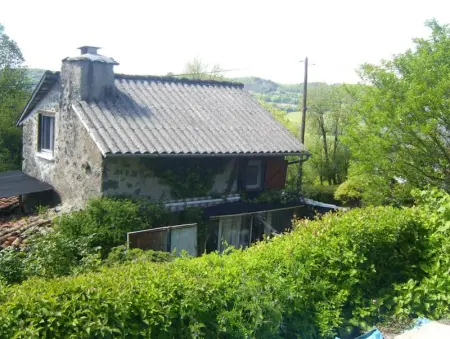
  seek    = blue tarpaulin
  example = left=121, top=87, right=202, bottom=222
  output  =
left=335, top=328, right=383, bottom=339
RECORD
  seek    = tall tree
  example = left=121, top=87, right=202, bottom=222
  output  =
left=304, top=84, right=353, bottom=185
left=345, top=20, right=450, bottom=194
left=0, top=23, right=29, bottom=171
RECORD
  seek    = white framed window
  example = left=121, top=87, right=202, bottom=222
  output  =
left=245, top=160, right=262, bottom=189
left=38, top=113, right=55, bottom=154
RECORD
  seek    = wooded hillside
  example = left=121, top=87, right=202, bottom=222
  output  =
left=233, top=76, right=325, bottom=113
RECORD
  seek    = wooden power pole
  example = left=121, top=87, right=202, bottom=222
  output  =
left=297, top=57, right=308, bottom=191
left=300, top=57, right=308, bottom=144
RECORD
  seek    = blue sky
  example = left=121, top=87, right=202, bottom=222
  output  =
left=1, top=0, right=449, bottom=84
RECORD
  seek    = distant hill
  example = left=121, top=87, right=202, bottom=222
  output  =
left=233, top=76, right=326, bottom=113
left=27, top=68, right=46, bottom=87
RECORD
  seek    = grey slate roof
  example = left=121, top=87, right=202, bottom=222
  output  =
left=73, top=75, right=305, bottom=156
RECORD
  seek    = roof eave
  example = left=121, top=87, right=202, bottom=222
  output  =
left=16, top=71, right=60, bottom=126
left=103, top=151, right=310, bottom=158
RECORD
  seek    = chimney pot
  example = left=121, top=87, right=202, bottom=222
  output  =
left=62, top=46, right=117, bottom=102
left=78, top=46, right=100, bottom=55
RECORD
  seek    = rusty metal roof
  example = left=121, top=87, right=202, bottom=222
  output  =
left=0, top=171, right=53, bottom=198
left=73, top=75, right=305, bottom=156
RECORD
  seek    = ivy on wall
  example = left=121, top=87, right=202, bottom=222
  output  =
left=242, top=189, right=302, bottom=205
left=151, top=158, right=230, bottom=199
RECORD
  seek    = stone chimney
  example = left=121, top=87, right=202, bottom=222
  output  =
left=61, top=46, right=119, bottom=103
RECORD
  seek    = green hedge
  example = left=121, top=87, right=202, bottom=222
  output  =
left=0, top=191, right=448, bottom=338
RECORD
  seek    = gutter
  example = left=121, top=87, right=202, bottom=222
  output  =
left=104, top=151, right=311, bottom=158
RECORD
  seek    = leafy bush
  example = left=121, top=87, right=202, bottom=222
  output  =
left=23, top=232, right=100, bottom=278
left=302, top=184, right=339, bottom=204
left=1, top=191, right=447, bottom=338
left=55, top=198, right=149, bottom=257
left=334, top=177, right=364, bottom=205
left=54, top=197, right=185, bottom=258
left=335, top=175, right=415, bottom=207
left=104, top=245, right=174, bottom=266
left=0, top=248, right=25, bottom=284
left=391, top=189, right=450, bottom=319
left=0, top=198, right=177, bottom=283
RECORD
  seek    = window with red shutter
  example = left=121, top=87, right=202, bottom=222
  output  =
left=264, top=158, right=288, bottom=190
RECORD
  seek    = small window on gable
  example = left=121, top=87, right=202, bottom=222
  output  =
left=38, top=114, right=55, bottom=153
left=245, top=160, right=262, bottom=190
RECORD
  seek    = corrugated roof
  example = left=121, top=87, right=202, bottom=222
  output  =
left=73, top=75, right=305, bottom=156
left=0, top=171, right=54, bottom=198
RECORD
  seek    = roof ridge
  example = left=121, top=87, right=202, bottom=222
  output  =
left=114, top=73, right=244, bottom=88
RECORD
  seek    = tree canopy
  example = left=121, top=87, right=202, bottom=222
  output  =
left=344, top=19, right=450, bottom=197
left=0, top=23, right=29, bottom=171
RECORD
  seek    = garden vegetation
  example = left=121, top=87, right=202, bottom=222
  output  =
left=0, top=189, right=448, bottom=338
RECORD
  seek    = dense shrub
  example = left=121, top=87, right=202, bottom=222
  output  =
left=1, top=191, right=447, bottom=338
left=22, top=232, right=99, bottom=278
left=0, top=248, right=25, bottom=284
left=0, top=198, right=180, bottom=283
left=302, top=184, right=339, bottom=204
left=334, top=175, right=415, bottom=207
left=391, top=189, right=450, bottom=319
left=104, top=245, right=174, bottom=266
left=55, top=198, right=152, bottom=257
left=334, top=178, right=363, bottom=206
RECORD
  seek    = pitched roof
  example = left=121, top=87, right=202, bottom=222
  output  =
left=73, top=75, right=305, bottom=156
left=17, top=71, right=60, bottom=126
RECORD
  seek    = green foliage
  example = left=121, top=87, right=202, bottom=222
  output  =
left=234, top=76, right=325, bottom=112
left=0, top=198, right=177, bottom=283
left=0, top=248, right=25, bottom=284
left=334, top=177, right=363, bottom=205
left=335, top=175, right=415, bottom=207
left=1, top=190, right=447, bottom=338
left=35, top=204, right=50, bottom=215
left=303, top=84, right=355, bottom=186
left=55, top=198, right=151, bottom=258
left=244, top=188, right=301, bottom=205
left=152, top=158, right=228, bottom=199
left=104, top=245, right=174, bottom=266
left=23, top=232, right=100, bottom=278
left=345, top=20, right=450, bottom=193
left=392, top=189, right=450, bottom=319
left=0, top=23, right=30, bottom=171
left=302, top=184, right=339, bottom=204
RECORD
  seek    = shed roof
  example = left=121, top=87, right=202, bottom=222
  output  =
left=0, top=171, right=53, bottom=198
left=73, top=74, right=305, bottom=156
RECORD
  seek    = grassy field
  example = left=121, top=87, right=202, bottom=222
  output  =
left=286, top=111, right=302, bottom=124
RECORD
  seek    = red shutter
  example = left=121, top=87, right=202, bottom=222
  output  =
left=265, top=158, right=288, bottom=190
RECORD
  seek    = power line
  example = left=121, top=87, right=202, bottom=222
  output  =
left=167, top=68, right=244, bottom=77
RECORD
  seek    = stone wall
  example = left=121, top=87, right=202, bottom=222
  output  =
left=22, top=81, right=60, bottom=185
left=102, top=157, right=238, bottom=200
left=21, top=79, right=104, bottom=208
left=52, top=106, right=104, bottom=207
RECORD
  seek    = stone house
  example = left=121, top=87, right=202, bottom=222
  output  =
left=17, top=46, right=312, bottom=253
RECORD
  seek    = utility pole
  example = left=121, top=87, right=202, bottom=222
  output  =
left=297, top=57, right=308, bottom=191
left=300, top=57, right=308, bottom=145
